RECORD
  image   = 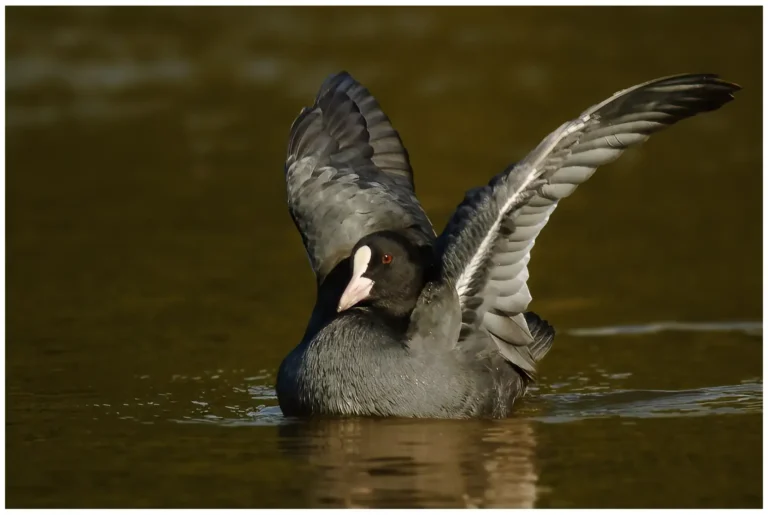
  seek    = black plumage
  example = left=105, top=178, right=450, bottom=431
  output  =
left=276, top=72, right=740, bottom=419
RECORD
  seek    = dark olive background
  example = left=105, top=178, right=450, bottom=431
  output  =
left=6, top=6, right=762, bottom=508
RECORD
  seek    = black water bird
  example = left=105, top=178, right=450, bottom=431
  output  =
left=276, top=71, right=740, bottom=418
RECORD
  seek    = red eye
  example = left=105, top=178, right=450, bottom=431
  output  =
left=381, top=254, right=393, bottom=265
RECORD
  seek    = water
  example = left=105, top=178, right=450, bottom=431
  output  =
left=6, top=6, right=762, bottom=508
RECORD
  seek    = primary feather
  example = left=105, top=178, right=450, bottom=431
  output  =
left=285, top=72, right=435, bottom=285
left=436, top=74, right=740, bottom=378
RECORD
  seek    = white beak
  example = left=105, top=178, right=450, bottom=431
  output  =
left=338, top=246, right=374, bottom=312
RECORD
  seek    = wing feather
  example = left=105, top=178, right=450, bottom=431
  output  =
left=286, top=72, right=434, bottom=284
left=436, top=73, right=740, bottom=377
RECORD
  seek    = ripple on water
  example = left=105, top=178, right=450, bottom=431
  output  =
left=524, top=380, right=763, bottom=423
left=158, top=377, right=762, bottom=427
left=95, top=377, right=762, bottom=427
left=88, top=321, right=762, bottom=427
left=567, top=320, right=762, bottom=337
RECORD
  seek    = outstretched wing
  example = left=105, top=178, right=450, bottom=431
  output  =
left=286, top=72, right=435, bottom=284
left=436, top=74, right=740, bottom=377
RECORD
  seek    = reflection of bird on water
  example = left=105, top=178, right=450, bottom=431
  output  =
left=277, top=417, right=538, bottom=508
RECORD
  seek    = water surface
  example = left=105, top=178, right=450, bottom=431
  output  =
left=7, top=6, right=762, bottom=508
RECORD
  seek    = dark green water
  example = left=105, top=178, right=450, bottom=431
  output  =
left=6, top=6, right=762, bottom=508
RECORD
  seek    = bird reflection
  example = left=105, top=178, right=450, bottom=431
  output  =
left=277, top=417, right=538, bottom=508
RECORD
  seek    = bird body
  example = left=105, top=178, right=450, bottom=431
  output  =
left=276, top=71, right=740, bottom=419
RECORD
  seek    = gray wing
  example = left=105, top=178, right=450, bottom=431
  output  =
left=286, top=72, right=435, bottom=284
left=436, top=74, right=740, bottom=377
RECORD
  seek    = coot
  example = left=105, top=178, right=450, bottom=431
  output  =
left=276, top=72, right=740, bottom=418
